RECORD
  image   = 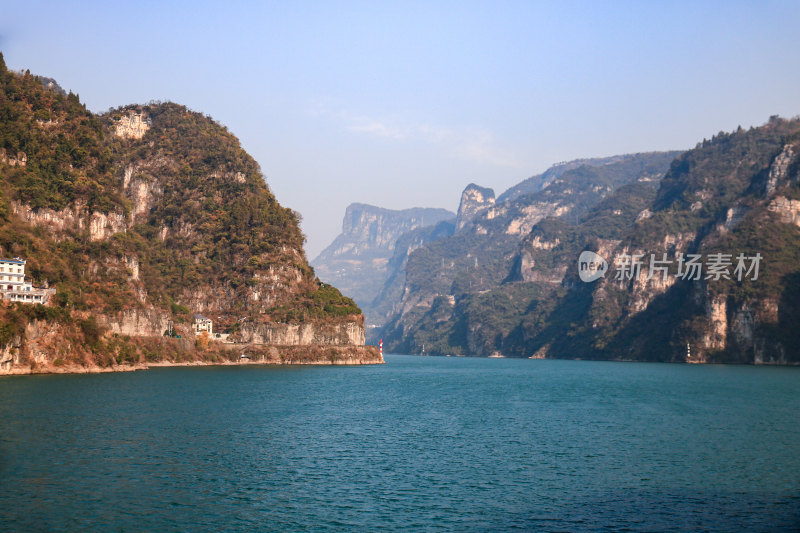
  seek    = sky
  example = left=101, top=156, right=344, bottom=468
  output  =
left=2, top=1, right=800, bottom=258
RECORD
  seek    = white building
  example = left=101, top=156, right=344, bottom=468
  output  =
left=0, top=257, right=53, bottom=304
left=0, top=257, right=26, bottom=289
left=193, top=314, right=213, bottom=335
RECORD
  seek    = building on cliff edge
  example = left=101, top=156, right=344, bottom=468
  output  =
left=193, top=314, right=213, bottom=335
left=0, top=257, right=55, bottom=305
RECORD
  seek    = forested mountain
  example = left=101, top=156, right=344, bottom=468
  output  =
left=0, top=54, right=378, bottom=373
left=377, top=152, right=679, bottom=346
left=383, top=117, right=800, bottom=363
left=313, top=151, right=680, bottom=346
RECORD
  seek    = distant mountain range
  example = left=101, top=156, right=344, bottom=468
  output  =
left=315, top=116, right=800, bottom=364
left=311, top=203, right=454, bottom=326
left=316, top=151, right=679, bottom=336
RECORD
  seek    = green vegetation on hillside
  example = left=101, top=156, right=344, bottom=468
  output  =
left=101, top=102, right=311, bottom=308
left=0, top=53, right=364, bottom=370
left=0, top=55, right=122, bottom=213
left=387, top=117, right=800, bottom=362
left=265, top=282, right=362, bottom=323
left=382, top=152, right=677, bottom=355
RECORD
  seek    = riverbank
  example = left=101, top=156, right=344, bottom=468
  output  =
left=0, top=343, right=383, bottom=375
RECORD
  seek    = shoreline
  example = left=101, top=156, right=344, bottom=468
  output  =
left=0, top=344, right=384, bottom=376
left=403, top=353, right=800, bottom=366
left=1, top=357, right=385, bottom=376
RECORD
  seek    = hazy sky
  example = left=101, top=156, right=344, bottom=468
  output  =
left=2, top=1, right=800, bottom=257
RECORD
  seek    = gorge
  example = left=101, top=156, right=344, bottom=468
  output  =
left=315, top=119, right=800, bottom=364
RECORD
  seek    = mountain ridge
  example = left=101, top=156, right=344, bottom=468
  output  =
left=372, top=151, right=680, bottom=346
left=380, top=117, right=800, bottom=363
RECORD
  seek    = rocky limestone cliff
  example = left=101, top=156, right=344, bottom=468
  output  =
left=97, top=308, right=171, bottom=337
left=455, top=184, right=495, bottom=231
left=114, top=111, right=151, bottom=139
left=504, top=202, right=571, bottom=235
left=379, top=153, right=678, bottom=355
left=11, top=201, right=127, bottom=241
left=574, top=123, right=800, bottom=364
left=234, top=321, right=365, bottom=346
left=312, top=203, right=454, bottom=323
left=496, top=154, right=670, bottom=203
left=121, top=162, right=163, bottom=219
left=364, top=219, right=456, bottom=335
left=378, top=122, right=800, bottom=365
left=0, top=148, right=27, bottom=167
left=318, top=203, right=454, bottom=259
left=768, top=196, right=800, bottom=226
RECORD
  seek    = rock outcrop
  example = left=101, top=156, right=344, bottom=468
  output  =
left=455, top=184, right=495, bottom=231
left=378, top=153, right=678, bottom=354
left=0, top=149, right=27, bottom=167
left=97, top=308, right=171, bottom=337
left=114, top=111, right=151, bottom=139
left=317, top=203, right=454, bottom=260
left=234, top=320, right=365, bottom=346
left=768, top=196, right=800, bottom=226
left=11, top=201, right=127, bottom=242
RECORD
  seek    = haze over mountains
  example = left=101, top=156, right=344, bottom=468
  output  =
left=316, top=152, right=678, bottom=328
left=315, top=117, right=800, bottom=364
left=311, top=204, right=454, bottom=323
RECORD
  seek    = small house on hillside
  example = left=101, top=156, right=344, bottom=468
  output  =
left=193, top=314, right=213, bottom=336
left=0, top=257, right=55, bottom=305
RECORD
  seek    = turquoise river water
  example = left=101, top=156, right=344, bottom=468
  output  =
left=0, top=355, right=798, bottom=531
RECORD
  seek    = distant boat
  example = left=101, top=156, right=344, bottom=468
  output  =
left=240, top=353, right=250, bottom=359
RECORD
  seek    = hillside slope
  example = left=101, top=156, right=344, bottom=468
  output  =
left=379, top=151, right=680, bottom=350
left=0, top=55, right=380, bottom=373
left=384, top=117, right=800, bottom=363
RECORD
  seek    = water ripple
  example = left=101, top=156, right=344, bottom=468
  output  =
left=0, top=357, right=799, bottom=531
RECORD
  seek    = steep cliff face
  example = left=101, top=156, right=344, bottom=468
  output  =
left=455, top=184, right=495, bottom=231
left=335, top=203, right=452, bottom=251
left=113, top=111, right=151, bottom=139
left=379, top=153, right=678, bottom=353
left=312, top=203, right=454, bottom=324
left=478, top=152, right=679, bottom=237
left=0, top=56, right=379, bottom=373
left=234, top=320, right=365, bottom=346
left=579, top=119, right=800, bottom=364
left=10, top=200, right=127, bottom=242
left=97, top=308, right=171, bottom=337
left=767, top=196, right=800, bottom=225
left=365, top=219, right=455, bottom=336
left=103, top=102, right=321, bottom=318
left=386, top=118, right=800, bottom=363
